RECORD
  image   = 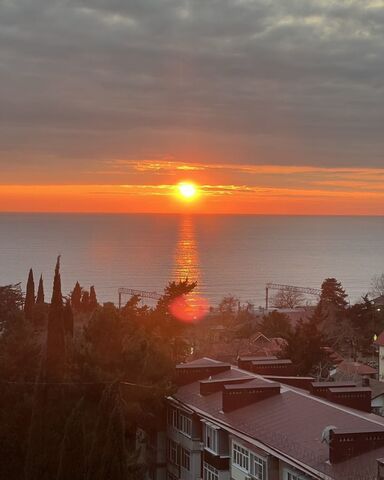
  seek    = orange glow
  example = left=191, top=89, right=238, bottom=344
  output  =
left=168, top=294, right=209, bottom=323
left=0, top=182, right=384, bottom=214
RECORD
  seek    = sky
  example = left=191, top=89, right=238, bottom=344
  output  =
left=1, top=0, right=384, bottom=214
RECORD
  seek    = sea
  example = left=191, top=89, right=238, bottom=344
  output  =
left=0, top=213, right=383, bottom=308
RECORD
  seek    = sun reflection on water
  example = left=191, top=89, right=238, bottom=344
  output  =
left=172, top=215, right=201, bottom=286
left=171, top=216, right=208, bottom=323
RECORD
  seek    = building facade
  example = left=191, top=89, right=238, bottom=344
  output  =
left=146, top=357, right=384, bottom=480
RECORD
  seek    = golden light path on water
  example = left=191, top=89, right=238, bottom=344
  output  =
left=171, top=215, right=208, bottom=323
left=173, top=215, right=201, bottom=286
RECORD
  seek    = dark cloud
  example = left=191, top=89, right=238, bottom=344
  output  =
left=1, top=0, right=384, bottom=181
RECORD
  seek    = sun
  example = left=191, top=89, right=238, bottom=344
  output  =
left=177, top=182, right=198, bottom=200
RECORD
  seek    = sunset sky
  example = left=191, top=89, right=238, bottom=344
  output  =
left=1, top=0, right=384, bottom=214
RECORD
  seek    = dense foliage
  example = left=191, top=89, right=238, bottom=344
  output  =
left=0, top=261, right=196, bottom=479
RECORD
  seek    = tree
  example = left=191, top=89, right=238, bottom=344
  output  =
left=0, top=283, right=23, bottom=332
left=272, top=286, right=304, bottom=309
left=71, top=282, right=82, bottom=310
left=257, top=311, right=293, bottom=339
left=282, top=316, right=326, bottom=375
left=63, top=301, right=74, bottom=338
left=0, top=284, right=39, bottom=380
left=56, top=400, right=85, bottom=480
left=3, top=261, right=175, bottom=480
left=86, top=384, right=144, bottom=480
left=81, top=291, right=90, bottom=312
left=24, top=269, right=35, bottom=322
left=0, top=282, right=39, bottom=480
left=36, top=275, right=44, bottom=304
left=157, top=279, right=197, bottom=310
left=349, top=295, right=384, bottom=355
left=310, top=303, right=328, bottom=327
left=45, top=256, right=66, bottom=381
left=90, top=286, right=98, bottom=310
left=370, top=273, right=384, bottom=298
left=217, top=295, right=239, bottom=325
left=320, top=278, right=348, bottom=312
left=152, top=279, right=197, bottom=337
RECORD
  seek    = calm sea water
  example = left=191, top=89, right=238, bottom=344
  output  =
left=0, top=213, right=383, bottom=307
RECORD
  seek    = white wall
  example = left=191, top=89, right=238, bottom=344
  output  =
left=379, top=346, right=384, bottom=381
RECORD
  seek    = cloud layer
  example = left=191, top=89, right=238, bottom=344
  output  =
left=1, top=0, right=384, bottom=185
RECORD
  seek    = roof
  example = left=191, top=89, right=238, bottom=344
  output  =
left=332, top=370, right=384, bottom=400
left=312, top=381, right=356, bottom=388
left=252, top=359, right=292, bottom=365
left=176, top=357, right=225, bottom=369
left=250, top=332, right=271, bottom=343
left=336, top=360, right=377, bottom=376
left=173, top=360, right=384, bottom=480
left=238, top=355, right=277, bottom=361
left=372, top=295, right=384, bottom=306
left=322, top=346, right=344, bottom=365
left=328, top=387, right=371, bottom=394
left=189, top=336, right=286, bottom=364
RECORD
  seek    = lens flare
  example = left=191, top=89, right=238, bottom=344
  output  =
left=169, top=294, right=209, bottom=323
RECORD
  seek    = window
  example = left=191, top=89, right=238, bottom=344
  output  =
left=251, top=454, right=267, bottom=480
left=233, top=442, right=268, bottom=478
left=203, top=462, right=219, bottom=480
left=179, top=413, right=192, bottom=437
left=233, top=442, right=249, bottom=471
left=167, top=473, right=178, bottom=480
left=180, top=447, right=190, bottom=471
left=284, top=469, right=309, bottom=480
left=204, top=423, right=219, bottom=453
left=167, top=439, right=178, bottom=465
left=167, top=407, right=178, bottom=429
left=167, top=408, right=192, bottom=436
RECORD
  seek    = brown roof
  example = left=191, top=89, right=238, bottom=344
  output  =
left=173, top=362, right=384, bottom=480
left=252, top=359, right=292, bottom=365
left=176, top=357, right=225, bottom=368
left=238, top=355, right=277, bottom=361
left=332, top=371, right=384, bottom=400
left=337, top=360, right=377, bottom=376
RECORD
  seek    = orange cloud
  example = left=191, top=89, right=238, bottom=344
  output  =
left=1, top=183, right=384, bottom=215
left=110, top=159, right=384, bottom=177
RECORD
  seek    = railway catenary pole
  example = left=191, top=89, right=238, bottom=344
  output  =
left=265, top=283, right=321, bottom=310
left=117, top=287, right=162, bottom=309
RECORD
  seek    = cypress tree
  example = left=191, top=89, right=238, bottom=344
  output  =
left=86, top=384, right=140, bottom=480
left=63, top=301, right=74, bottom=338
left=36, top=274, right=45, bottom=304
left=71, top=282, right=82, bottom=310
left=81, top=291, right=90, bottom=312
left=90, top=286, right=98, bottom=310
left=56, top=400, right=85, bottom=480
left=46, top=256, right=66, bottom=381
left=24, top=268, right=35, bottom=321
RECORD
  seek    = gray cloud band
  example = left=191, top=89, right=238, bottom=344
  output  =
left=0, top=0, right=383, bottom=181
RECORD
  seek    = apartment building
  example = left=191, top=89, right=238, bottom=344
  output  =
left=152, top=357, right=384, bottom=480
